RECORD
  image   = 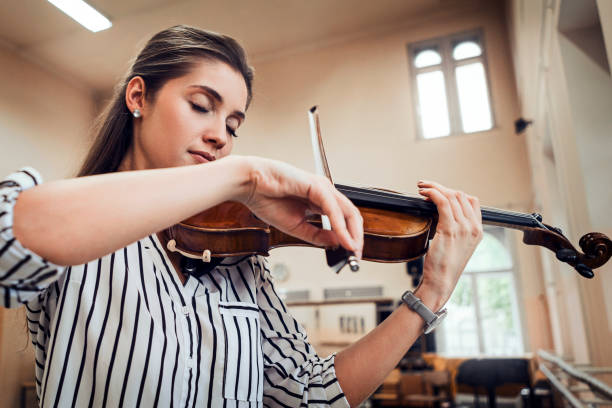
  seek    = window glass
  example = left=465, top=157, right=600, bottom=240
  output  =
left=436, top=227, right=523, bottom=357
left=455, top=62, right=493, bottom=133
left=414, top=49, right=442, bottom=68
left=409, top=33, right=494, bottom=139
left=477, top=273, right=523, bottom=355
left=465, top=230, right=512, bottom=272
left=416, top=70, right=450, bottom=138
left=438, top=276, right=480, bottom=356
left=453, top=41, right=482, bottom=60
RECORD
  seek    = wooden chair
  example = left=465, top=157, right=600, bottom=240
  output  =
left=402, top=370, right=453, bottom=408
left=400, top=372, right=426, bottom=404
left=370, top=369, right=403, bottom=407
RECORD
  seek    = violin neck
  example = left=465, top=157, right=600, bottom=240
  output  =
left=335, top=184, right=541, bottom=231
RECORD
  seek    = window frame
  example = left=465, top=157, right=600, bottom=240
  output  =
left=435, top=226, right=526, bottom=357
left=408, top=29, right=496, bottom=140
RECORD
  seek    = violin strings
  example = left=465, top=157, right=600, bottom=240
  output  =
left=345, top=185, right=532, bottom=218
left=338, top=184, right=537, bottom=226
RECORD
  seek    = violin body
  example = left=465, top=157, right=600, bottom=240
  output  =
left=167, top=201, right=433, bottom=263
left=166, top=183, right=611, bottom=279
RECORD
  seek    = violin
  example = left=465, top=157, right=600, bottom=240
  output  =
left=165, top=108, right=611, bottom=279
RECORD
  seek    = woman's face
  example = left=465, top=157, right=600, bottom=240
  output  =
left=129, top=59, right=248, bottom=170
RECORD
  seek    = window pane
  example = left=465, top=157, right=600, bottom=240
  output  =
left=414, top=49, right=442, bottom=68
left=453, top=41, right=482, bottom=60
left=465, top=230, right=512, bottom=272
left=477, top=273, right=523, bottom=355
left=455, top=62, right=492, bottom=133
left=436, top=276, right=480, bottom=356
left=416, top=70, right=450, bottom=138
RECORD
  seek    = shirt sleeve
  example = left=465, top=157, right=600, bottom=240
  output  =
left=255, top=256, right=350, bottom=407
left=0, top=167, right=64, bottom=308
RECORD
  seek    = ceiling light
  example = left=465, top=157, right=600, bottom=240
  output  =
left=47, top=0, right=112, bottom=32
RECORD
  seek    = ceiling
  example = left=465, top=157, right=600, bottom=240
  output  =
left=0, top=0, right=462, bottom=93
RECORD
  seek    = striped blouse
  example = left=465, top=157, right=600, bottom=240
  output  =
left=0, top=168, right=349, bottom=408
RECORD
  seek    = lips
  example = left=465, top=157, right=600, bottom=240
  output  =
left=189, top=150, right=215, bottom=163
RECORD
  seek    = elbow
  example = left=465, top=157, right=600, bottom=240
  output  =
left=12, top=207, right=76, bottom=267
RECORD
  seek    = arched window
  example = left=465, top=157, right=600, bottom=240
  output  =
left=409, top=31, right=494, bottom=138
left=414, top=49, right=442, bottom=68
left=436, top=227, right=524, bottom=356
left=453, top=41, right=482, bottom=60
left=465, top=228, right=513, bottom=272
left=412, top=47, right=450, bottom=138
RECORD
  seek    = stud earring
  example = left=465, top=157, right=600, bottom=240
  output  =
left=133, top=109, right=141, bottom=118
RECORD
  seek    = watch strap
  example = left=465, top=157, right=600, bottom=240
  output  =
left=401, top=290, right=446, bottom=333
left=402, top=292, right=437, bottom=323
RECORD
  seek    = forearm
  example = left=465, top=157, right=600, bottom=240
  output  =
left=335, top=180, right=482, bottom=407
left=334, top=286, right=443, bottom=407
left=13, top=156, right=252, bottom=265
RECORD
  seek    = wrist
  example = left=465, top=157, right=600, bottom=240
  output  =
left=401, top=290, right=448, bottom=334
left=413, top=283, right=446, bottom=313
left=213, top=155, right=254, bottom=204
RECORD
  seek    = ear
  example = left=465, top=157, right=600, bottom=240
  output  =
left=125, top=76, right=147, bottom=116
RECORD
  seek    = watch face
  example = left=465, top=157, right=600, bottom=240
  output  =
left=424, top=308, right=448, bottom=334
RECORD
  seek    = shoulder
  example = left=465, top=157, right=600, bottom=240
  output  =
left=2, top=167, right=43, bottom=189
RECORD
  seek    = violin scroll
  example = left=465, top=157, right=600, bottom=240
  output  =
left=579, top=232, right=612, bottom=269
left=523, top=225, right=611, bottom=279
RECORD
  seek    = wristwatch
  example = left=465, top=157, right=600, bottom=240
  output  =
left=401, top=290, right=448, bottom=334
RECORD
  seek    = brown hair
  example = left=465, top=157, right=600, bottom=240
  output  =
left=77, top=25, right=254, bottom=177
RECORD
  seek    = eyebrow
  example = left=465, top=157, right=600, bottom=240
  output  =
left=189, top=85, right=245, bottom=120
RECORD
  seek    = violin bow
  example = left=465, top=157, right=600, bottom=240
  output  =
left=308, top=106, right=360, bottom=273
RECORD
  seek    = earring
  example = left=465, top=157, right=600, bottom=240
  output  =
left=133, top=109, right=141, bottom=118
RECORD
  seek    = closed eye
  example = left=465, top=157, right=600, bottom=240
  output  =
left=226, top=126, right=238, bottom=138
left=191, top=102, right=239, bottom=138
left=190, top=102, right=209, bottom=113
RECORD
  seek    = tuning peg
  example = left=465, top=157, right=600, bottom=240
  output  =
left=556, top=248, right=577, bottom=263
left=550, top=226, right=563, bottom=235
left=575, top=263, right=594, bottom=279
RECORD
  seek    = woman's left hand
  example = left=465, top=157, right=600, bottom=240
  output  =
left=415, top=180, right=483, bottom=309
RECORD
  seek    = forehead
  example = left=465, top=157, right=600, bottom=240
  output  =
left=172, top=59, right=248, bottom=110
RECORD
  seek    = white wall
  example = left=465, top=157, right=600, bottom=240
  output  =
left=558, top=32, right=612, bottom=230
left=0, top=44, right=95, bottom=408
left=507, top=0, right=612, bottom=368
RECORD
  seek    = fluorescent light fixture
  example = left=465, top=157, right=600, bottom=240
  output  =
left=48, top=0, right=112, bottom=32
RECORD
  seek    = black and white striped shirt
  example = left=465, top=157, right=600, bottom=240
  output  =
left=0, top=168, right=349, bottom=408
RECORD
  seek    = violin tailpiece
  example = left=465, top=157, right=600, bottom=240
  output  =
left=167, top=239, right=212, bottom=262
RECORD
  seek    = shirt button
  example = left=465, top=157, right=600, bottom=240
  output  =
left=182, top=306, right=189, bottom=315
left=186, top=358, right=194, bottom=368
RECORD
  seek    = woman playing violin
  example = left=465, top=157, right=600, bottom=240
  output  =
left=0, top=25, right=483, bottom=407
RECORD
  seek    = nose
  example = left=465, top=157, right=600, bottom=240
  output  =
left=202, top=117, right=228, bottom=149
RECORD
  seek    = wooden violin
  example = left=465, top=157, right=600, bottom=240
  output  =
left=165, top=107, right=611, bottom=279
